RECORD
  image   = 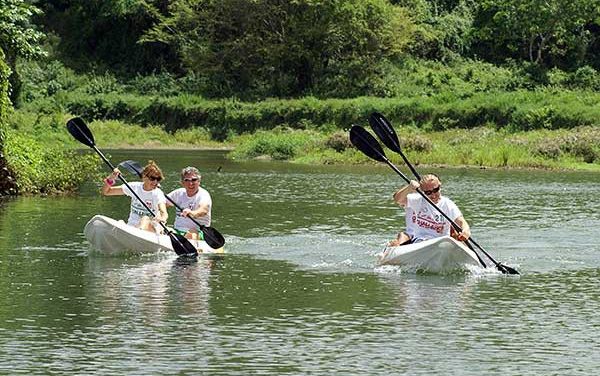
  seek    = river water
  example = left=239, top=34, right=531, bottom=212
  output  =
left=1, top=149, right=600, bottom=375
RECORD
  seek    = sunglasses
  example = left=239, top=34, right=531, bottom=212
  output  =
left=183, top=177, right=199, bottom=182
left=423, top=185, right=441, bottom=195
left=147, top=176, right=162, bottom=182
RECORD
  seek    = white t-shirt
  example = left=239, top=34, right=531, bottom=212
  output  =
left=404, top=193, right=462, bottom=242
left=167, top=187, right=212, bottom=230
left=122, top=182, right=166, bottom=227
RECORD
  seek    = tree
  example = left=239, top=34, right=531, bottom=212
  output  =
left=142, top=0, right=414, bottom=98
left=397, top=0, right=478, bottom=61
left=0, top=49, right=18, bottom=195
left=0, top=0, right=45, bottom=104
left=39, top=0, right=179, bottom=74
left=474, top=0, right=600, bottom=68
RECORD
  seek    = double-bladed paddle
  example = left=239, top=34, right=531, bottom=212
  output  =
left=118, top=159, right=225, bottom=249
left=66, top=117, right=198, bottom=257
left=350, top=124, right=519, bottom=275
left=370, top=111, right=484, bottom=263
left=367, top=113, right=519, bottom=275
left=369, top=112, right=421, bottom=181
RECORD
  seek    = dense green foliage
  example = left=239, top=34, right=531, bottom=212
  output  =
left=0, top=49, right=17, bottom=195
left=20, top=57, right=600, bottom=141
left=3, top=129, right=99, bottom=194
left=33, top=0, right=600, bottom=99
left=142, top=0, right=413, bottom=98
left=0, top=1, right=98, bottom=195
left=0, top=0, right=45, bottom=104
left=474, top=0, right=600, bottom=68
left=40, top=0, right=179, bottom=74
left=2, top=0, right=600, bottom=198
left=0, top=50, right=8, bottom=130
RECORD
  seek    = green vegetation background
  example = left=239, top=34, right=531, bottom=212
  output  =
left=2, top=0, right=600, bottom=195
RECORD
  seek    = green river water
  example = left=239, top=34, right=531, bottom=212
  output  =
left=1, top=149, right=599, bottom=375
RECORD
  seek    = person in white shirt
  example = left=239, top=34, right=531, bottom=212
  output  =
left=166, top=166, right=212, bottom=240
left=389, top=173, right=470, bottom=246
left=101, top=160, right=168, bottom=233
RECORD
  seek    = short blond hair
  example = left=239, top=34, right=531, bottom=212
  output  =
left=420, top=173, right=440, bottom=185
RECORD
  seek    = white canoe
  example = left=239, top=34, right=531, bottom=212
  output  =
left=377, top=236, right=482, bottom=273
left=83, top=215, right=225, bottom=256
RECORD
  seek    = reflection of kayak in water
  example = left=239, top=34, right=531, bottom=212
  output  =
left=83, top=215, right=225, bottom=256
left=377, top=236, right=481, bottom=273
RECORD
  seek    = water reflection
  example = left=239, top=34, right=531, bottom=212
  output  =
left=85, top=255, right=218, bottom=326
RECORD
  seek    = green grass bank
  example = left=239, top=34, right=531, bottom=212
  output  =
left=9, top=109, right=600, bottom=173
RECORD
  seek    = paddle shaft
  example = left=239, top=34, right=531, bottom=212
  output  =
left=399, top=153, right=421, bottom=182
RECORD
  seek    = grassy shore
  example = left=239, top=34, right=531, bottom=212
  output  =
left=9, top=110, right=600, bottom=172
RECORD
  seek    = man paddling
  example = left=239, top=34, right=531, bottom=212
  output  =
left=166, top=166, right=212, bottom=240
left=389, top=173, right=471, bottom=246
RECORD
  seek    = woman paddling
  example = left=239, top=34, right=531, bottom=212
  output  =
left=101, top=160, right=168, bottom=234
left=389, top=173, right=471, bottom=246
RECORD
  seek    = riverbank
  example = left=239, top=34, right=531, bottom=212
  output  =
left=9, top=110, right=600, bottom=173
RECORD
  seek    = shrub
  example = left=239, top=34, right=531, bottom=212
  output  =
left=230, top=129, right=322, bottom=160
left=559, top=127, right=600, bottom=163
left=324, top=131, right=352, bottom=152
left=85, top=72, right=122, bottom=95
left=568, top=66, right=600, bottom=90
left=127, top=73, right=180, bottom=96
left=535, top=140, right=562, bottom=159
left=4, top=131, right=100, bottom=194
left=402, top=134, right=433, bottom=152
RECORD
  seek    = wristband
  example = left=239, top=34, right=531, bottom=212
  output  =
left=105, top=178, right=115, bottom=186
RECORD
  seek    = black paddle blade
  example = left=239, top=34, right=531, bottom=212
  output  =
left=118, top=160, right=143, bottom=177
left=498, top=263, right=520, bottom=275
left=66, top=117, right=95, bottom=147
left=200, top=226, right=225, bottom=249
left=349, top=125, right=387, bottom=162
left=369, top=112, right=402, bottom=154
left=169, top=232, right=198, bottom=257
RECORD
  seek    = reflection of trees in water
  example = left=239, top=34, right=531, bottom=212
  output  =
left=0, top=195, right=105, bottom=249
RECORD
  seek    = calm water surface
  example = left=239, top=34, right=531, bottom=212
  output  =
left=1, top=149, right=600, bottom=375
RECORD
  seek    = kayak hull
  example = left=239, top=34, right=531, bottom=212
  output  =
left=377, top=236, right=481, bottom=273
left=83, top=215, right=224, bottom=256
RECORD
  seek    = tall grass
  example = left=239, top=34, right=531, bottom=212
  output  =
left=230, top=125, right=600, bottom=170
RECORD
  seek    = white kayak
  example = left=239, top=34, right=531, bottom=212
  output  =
left=377, top=236, right=482, bottom=273
left=83, top=215, right=225, bottom=256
